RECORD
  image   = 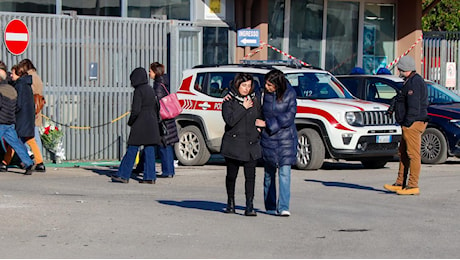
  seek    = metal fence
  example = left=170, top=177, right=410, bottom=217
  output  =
left=423, top=31, right=460, bottom=90
left=1, top=12, right=201, bottom=161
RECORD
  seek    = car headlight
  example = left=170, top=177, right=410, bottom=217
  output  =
left=450, top=119, right=460, bottom=128
left=345, top=112, right=364, bottom=126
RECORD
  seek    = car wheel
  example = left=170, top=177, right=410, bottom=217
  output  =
left=296, top=128, right=325, bottom=170
left=421, top=128, right=447, bottom=164
left=361, top=157, right=391, bottom=169
left=174, top=125, right=211, bottom=166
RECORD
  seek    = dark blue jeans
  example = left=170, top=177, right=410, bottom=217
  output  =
left=158, top=145, right=175, bottom=176
left=136, top=145, right=175, bottom=176
left=118, top=145, right=156, bottom=181
left=0, top=124, right=33, bottom=168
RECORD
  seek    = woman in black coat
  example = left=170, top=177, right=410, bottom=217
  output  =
left=111, top=67, right=161, bottom=184
left=150, top=62, right=179, bottom=177
left=221, top=73, right=262, bottom=216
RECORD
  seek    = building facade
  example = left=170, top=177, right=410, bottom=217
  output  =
left=1, top=0, right=424, bottom=74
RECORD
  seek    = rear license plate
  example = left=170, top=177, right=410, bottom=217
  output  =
left=376, top=135, right=392, bottom=143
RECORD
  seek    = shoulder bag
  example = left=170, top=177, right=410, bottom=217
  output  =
left=159, top=83, right=183, bottom=120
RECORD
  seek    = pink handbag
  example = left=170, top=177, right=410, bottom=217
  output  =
left=159, top=84, right=183, bottom=119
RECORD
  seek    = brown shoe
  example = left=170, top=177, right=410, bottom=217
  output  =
left=139, top=180, right=155, bottom=184
left=111, top=175, right=129, bottom=183
left=383, top=183, right=403, bottom=192
left=396, top=187, right=420, bottom=195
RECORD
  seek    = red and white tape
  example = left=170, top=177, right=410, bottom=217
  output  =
left=243, top=41, right=310, bottom=66
left=386, top=33, right=424, bottom=69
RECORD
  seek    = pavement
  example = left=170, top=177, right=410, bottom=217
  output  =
left=1, top=158, right=460, bottom=258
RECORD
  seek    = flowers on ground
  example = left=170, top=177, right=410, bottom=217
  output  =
left=40, top=119, right=66, bottom=161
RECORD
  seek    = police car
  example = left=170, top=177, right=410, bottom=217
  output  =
left=337, top=74, right=460, bottom=164
left=174, top=61, right=402, bottom=170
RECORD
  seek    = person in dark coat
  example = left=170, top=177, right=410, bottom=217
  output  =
left=258, top=69, right=298, bottom=217
left=0, top=67, right=34, bottom=175
left=221, top=73, right=262, bottom=216
left=384, top=55, right=428, bottom=195
left=134, top=62, right=179, bottom=178
left=111, top=67, right=161, bottom=184
left=3, top=64, right=43, bottom=171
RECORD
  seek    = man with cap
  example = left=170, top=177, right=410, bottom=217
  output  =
left=384, top=55, right=428, bottom=195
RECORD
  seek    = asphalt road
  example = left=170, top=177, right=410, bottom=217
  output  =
left=1, top=159, right=459, bottom=258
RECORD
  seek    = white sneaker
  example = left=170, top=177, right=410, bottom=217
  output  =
left=280, top=210, right=291, bottom=217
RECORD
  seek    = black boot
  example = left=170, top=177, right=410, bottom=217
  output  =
left=244, top=198, right=257, bottom=216
left=224, top=197, right=235, bottom=213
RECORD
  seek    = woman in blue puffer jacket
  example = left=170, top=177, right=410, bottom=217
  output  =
left=258, top=69, right=298, bottom=217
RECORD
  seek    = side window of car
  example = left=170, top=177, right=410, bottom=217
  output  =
left=194, top=73, right=206, bottom=93
left=339, top=78, right=359, bottom=96
left=367, top=79, right=397, bottom=104
left=206, top=72, right=236, bottom=98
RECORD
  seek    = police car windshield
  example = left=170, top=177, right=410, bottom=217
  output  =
left=285, top=72, right=354, bottom=99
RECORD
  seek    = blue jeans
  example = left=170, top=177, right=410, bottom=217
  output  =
left=135, top=145, right=175, bottom=176
left=34, top=126, right=43, bottom=152
left=159, top=145, right=175, bottom=176
left=264, top=163, right=291, bottom=213
left=0, top=124, right=33, bottom=168
left=118, top=145, right=156, bottom=181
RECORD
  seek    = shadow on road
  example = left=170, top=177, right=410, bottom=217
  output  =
left=82, top=166, right=118, bottom=176
left=157, top=200, right=250, bottom=213
left=305, top=179, right=392, bottom=193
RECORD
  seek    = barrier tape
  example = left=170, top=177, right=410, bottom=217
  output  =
left=40, top=111, right=130, bottom=130
left=386, top=33, right=424, bottom=69
left=243, top=41, right=311, bottom=66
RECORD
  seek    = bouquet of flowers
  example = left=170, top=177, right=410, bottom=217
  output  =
left=40, top=119, right=66, bottom=162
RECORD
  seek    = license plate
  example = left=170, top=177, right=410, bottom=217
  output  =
left=376, top=135, right=392, bottom=143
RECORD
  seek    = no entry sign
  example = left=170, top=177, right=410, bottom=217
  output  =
left=4, top=19, right=29, bottom=55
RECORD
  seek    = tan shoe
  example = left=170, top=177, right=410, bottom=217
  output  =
left=383, top=183, right=403, bottom=192
left=396, top=187, right=420, bottom=195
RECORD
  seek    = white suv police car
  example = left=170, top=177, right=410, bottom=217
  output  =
left=174, top=61, right=402, bottom=170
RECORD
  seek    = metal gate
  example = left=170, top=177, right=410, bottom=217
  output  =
left=423, top=32, right=460, bottom=90
left=0, top=12, right=201, bottom=161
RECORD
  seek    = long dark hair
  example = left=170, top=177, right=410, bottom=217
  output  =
left=264, top=69, right=286, bottom=101
left=233, top=73, right=254, bottom=96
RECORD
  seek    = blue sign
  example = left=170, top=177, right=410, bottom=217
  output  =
left=237, top=29, right=260, bottom=47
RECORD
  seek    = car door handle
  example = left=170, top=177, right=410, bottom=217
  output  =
left=198, top=102, right=211, bottom=110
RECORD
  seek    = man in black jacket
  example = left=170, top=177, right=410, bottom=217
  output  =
left=0, top=67, right=34, bottom=175
left=384, top=56, right=428, bottom=195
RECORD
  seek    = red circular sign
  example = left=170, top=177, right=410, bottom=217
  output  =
left=4, top=19, right=29, bottom=55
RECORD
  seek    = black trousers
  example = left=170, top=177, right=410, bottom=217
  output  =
left=225, top=157, right=257, bottom=201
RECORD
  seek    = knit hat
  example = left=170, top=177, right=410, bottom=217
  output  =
left=397, top=56, right=416, bottom=72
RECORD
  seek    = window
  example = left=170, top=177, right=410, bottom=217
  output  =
left=287, top=0, right=324, bottom=67
left=287, top=72, right=352, bottom=99
left=62, top=0, right=120, bottom=16
left=205, top=72, right=235, bottom=98
left=203, top=27, right=229, bottom=65
left=363, top=3, right=395, bottom=74
left=128, top=0, right=190, bottom=20
left=366, top=79, right=398, bottom=103
left=326, top=1, right=359, bottom=75
left=268, top=0, right=285, bottom=60
left=0, top=1, right=55, bottom=13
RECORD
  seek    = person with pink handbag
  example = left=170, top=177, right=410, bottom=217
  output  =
left=135, top=62, right=179, bottom=178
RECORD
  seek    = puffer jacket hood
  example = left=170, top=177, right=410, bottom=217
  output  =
left=130, top=67, right=148, bottom=87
